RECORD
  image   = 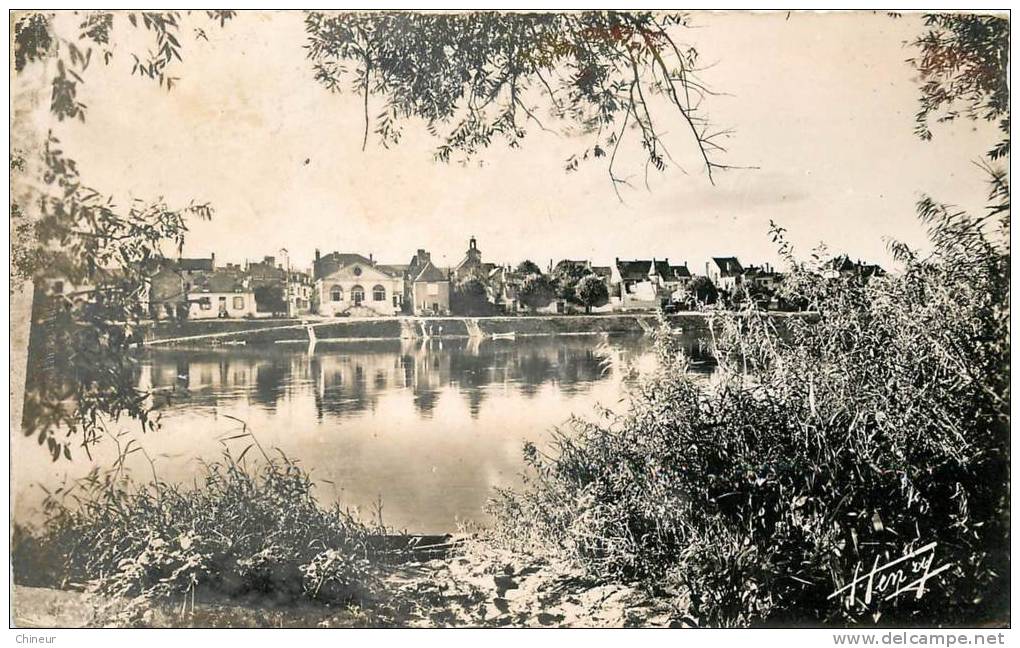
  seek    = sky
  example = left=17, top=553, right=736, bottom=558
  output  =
left=25, top=10, right=1002, bottom=274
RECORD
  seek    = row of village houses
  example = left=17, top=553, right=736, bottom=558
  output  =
left=138, top=236, right=883, bottom=320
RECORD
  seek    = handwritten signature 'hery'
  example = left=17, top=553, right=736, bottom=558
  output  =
left=828, top=542, right=953, bottom=608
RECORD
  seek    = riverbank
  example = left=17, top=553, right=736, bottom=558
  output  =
left=12, top=537, right=680, bottom=628
left=142, top=312, right=813, bottom=347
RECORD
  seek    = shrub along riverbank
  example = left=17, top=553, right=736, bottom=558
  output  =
left=11, top=442, right=678, bottom=628
left=488, top=212, right=1009, bottom=627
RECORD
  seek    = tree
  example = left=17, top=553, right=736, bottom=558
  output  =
left=516, top=259, right=543, bottom=276
left=517, top=274, right=557, bottom=312
left=689, top=276, right=718, bottom=305
left=13, top=11, right=232, bottom=458
left=575, top=274, right=609, bottom=313
left=253, top=283, right=286, bottom=314
left=552, top=262, right=590, bottom=304
left=305, top=11, right=730, bottom=197
left=451, top=277, right=493, bottom=316
left=910, top=13, right=1009, bottom=162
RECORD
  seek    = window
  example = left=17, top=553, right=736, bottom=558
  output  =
left=200, top=298, right=211, bottom=311
left=52, top=281, right=64, bottom=294
left=427, top=283, right=439, bottom=296
left=392, top=294, right=400, bottom=307
left=373, top=285, right=386, bottom=301
left=351, top=285, right=365, bottom=305
left=330, top=285, right=343, bottom=302
left=233, top=296, right=245, bottom=310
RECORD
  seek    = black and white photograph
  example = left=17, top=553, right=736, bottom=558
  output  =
left=7, top=6, right=1012, bottom=638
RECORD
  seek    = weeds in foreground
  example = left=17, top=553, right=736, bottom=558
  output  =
left=490, top=204, right=1009, bottom=627
left=13, top=436, right=389, bottom=626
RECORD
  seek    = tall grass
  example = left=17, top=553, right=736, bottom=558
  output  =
left=13, top=437, right=389, bottom=626
left=490, top=207, right=1009, bottom=627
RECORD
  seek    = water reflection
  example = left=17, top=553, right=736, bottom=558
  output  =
left=148, top=335, right=693, bottom=422
left=18, top=333, right=716, bottom=534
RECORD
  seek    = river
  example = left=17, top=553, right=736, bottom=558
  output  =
left=13, top=333, right=716, bottom=534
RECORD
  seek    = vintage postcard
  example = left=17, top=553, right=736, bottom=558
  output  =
left=7, top=6, right=1011, bottom=639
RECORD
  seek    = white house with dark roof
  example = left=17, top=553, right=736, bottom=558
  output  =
left=312, top=250, right=404, bottom=317
left=708, top=257, right=745, bottom=292
left=406, top=249, right=450, bottom=315
left=611, top=258, right=693, bottom=308
left=188, top=269, right=258, bottom=319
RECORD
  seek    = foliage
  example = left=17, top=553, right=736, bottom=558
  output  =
left=516, top=259, right=543, bottom=276
left=517, top=273, right=557, bottom=311
left=305, top=11, right=731, bottom=195
left=14, top=10, right=236, bottom=120
left=21, top=137, right=212, bottom=460
left=909, top=13, right=1009, bottom=160
left=253, top=283, right=286, bottom=313
left=13, top=438, right=387, bottom=626
left=451, top=277, right=495, bottom=316
left=12, top=11, right=231, bottom=458
left=688, top=275, right=718, bottom=305
left=490, top=197, right=1009, bottom=626
left=551, top=264, right=587, bottom=303
left=575, top=274, right=609, bottom=313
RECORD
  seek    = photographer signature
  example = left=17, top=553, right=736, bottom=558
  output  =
left=828, top=541, right=953, bottom=608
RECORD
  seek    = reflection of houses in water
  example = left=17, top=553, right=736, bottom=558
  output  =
left=311, top=342, right=411, bottom=420
left=143, top=334, right=677, bottom=423
left=147, top=351, right=315, bottom=411
left=401, top=340, right=452, bottom=418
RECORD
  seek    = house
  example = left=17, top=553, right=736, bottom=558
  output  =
left=611, top=258, right=691, bottom=309
left=287, top=270, right=314, bottom=316
left=406, top=249, right=451, bottom=315
left=188, top=269, right=258, bottom=319
left=590, top=265, right=612, bottom=283
left=708, top=257, right=745, bottom=293
left=312, top=250, right=404, bottom=317
left=148, top=255, right=216, bottom=320
left=246, top=255, right=285, bottom=285
left=660, top=262, right=693, bottom=295
left=742, top=264, right=783, bottom=291
left=824, top=255, right=886, bottom=282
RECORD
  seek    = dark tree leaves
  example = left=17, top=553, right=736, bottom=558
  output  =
left=305, top=11, right=727, bottom=194
left=909, top=13, right=1009, bottom=160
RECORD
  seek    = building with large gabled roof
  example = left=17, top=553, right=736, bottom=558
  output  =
left=312, top=249, right=404, bottom=317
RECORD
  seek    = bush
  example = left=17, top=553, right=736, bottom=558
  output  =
left=15, top=439, right=388, bottom=625
left=490, top=207, right=1009, bottom=627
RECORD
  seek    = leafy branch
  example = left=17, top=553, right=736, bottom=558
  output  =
left=305, top=11, right=731, bottom=195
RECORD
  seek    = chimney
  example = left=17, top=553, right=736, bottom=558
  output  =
left=369, top=252, right=374, bottom=264
left=314, top=248, right=321, bottom=263
left=705, top=261, right=710, bottom=277
left=210, top=252, right=216, bottom=269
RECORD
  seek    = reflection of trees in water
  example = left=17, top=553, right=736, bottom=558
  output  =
left=141, top=334, right=663, bottom=422
left=311, top=354, right=387, bottom=421
left=413, top=389, right=440, bottom=417
left=253, top=361, right=287, bottom=409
